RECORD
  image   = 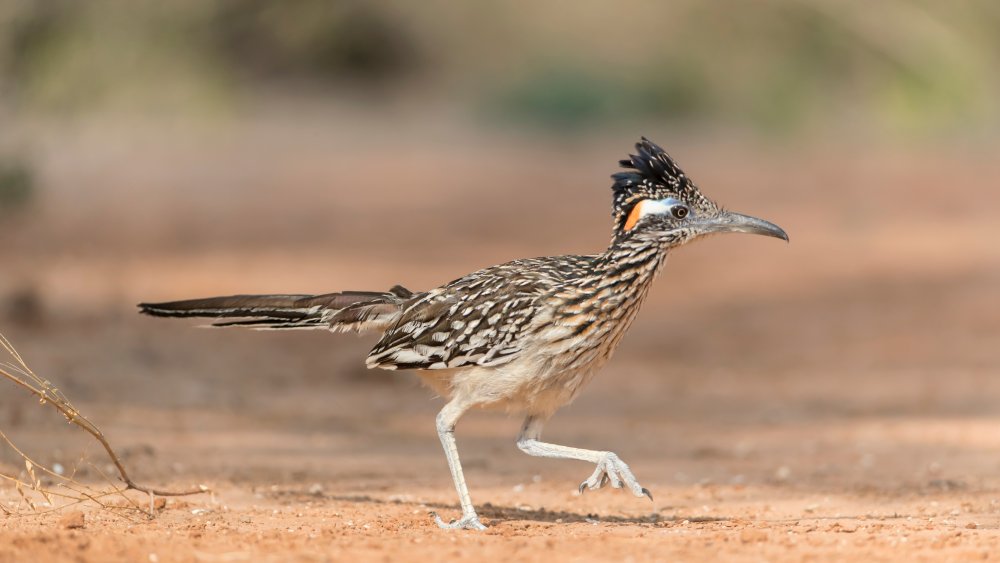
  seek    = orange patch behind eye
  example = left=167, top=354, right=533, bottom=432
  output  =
left=623, top=200, right=646, bottom=231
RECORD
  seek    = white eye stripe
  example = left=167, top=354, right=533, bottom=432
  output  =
left=637, top=198, right=685, bottom=220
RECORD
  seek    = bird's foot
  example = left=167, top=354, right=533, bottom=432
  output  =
left=579, top=452, right=653, bottom=501
left=433, top=512, right=487, bottom=531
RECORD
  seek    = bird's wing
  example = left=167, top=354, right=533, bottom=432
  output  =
left=365, top=258, right=584, bottom=370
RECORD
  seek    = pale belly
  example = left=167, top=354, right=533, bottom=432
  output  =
left=413, top=345, right=615, bottom=418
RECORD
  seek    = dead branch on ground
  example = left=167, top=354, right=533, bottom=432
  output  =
left=0, top=332, right=207, bottom=518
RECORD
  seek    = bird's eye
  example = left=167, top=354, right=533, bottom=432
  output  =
left=671, top=205, right=689, bottom=219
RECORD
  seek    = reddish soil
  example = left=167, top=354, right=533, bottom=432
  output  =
left=0, top=121, right=998, bottom=561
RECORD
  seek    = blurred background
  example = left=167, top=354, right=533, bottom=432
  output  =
left=0, top=0, right=999, bottom=505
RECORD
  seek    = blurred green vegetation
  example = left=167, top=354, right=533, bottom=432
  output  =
left=0, top=156, right=34, bottom=211
left=0, top=0, right=997, bottom=134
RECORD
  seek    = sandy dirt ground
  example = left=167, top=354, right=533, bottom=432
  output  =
left=0, top=121, right=998, bottom=561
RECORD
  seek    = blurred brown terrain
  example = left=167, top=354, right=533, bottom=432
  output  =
left=1, top=1, right=1000, bottom=561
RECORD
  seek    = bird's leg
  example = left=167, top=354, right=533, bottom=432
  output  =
left=433, top=400, right=487, bottom=530
left=516, top=415, right=652, bottom=501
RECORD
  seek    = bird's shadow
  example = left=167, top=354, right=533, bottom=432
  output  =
left=269, top=490, right=917, bottom=527
left=320, top=493, right=728, bottom=526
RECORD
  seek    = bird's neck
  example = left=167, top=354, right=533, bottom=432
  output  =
left=589, top=234, right=670, bottom=296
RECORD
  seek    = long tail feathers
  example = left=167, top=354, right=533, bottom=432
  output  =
left=139, top=285, right=414, bottom=333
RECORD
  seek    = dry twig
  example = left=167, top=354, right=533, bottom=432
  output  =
left=0, top=332, right=206, bottom=517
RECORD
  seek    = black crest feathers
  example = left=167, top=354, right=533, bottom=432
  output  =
left=610, top=138, right=716, bottom=228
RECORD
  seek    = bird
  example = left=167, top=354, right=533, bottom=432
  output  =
left=139, top=138, right=787, bottom=530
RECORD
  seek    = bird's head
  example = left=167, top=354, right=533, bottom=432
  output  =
left=611, top=138, right=788, bottom=246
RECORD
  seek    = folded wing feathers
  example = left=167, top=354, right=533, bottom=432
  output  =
left=326, top=301, right=408, bottom=333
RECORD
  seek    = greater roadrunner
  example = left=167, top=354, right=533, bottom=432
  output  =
left=140, top=138, right=787, bottom=530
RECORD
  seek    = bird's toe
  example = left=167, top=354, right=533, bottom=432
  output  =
left=579, top=452, right=652, bottom=501
left=433, top=512, right=487, bottom=531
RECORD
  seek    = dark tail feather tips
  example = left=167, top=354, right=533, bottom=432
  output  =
left=138, top=303, right=204, bottom=318
left=137, top=294, right=318, bottom=319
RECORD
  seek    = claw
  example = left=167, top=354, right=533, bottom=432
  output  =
left=576, top=452, right=651, bottom=503
left=432, top=512, right=487, bottom=531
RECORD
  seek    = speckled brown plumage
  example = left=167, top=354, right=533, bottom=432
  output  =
left=139, top=137, right=788, bottom=530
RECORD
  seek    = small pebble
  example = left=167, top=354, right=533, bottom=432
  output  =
left=838, top=521, right=859, bottom=533
left=59, top=511, right=85, bottom=530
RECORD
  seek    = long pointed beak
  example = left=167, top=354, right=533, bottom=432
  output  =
left=701, top=211, right=789, bottom=242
